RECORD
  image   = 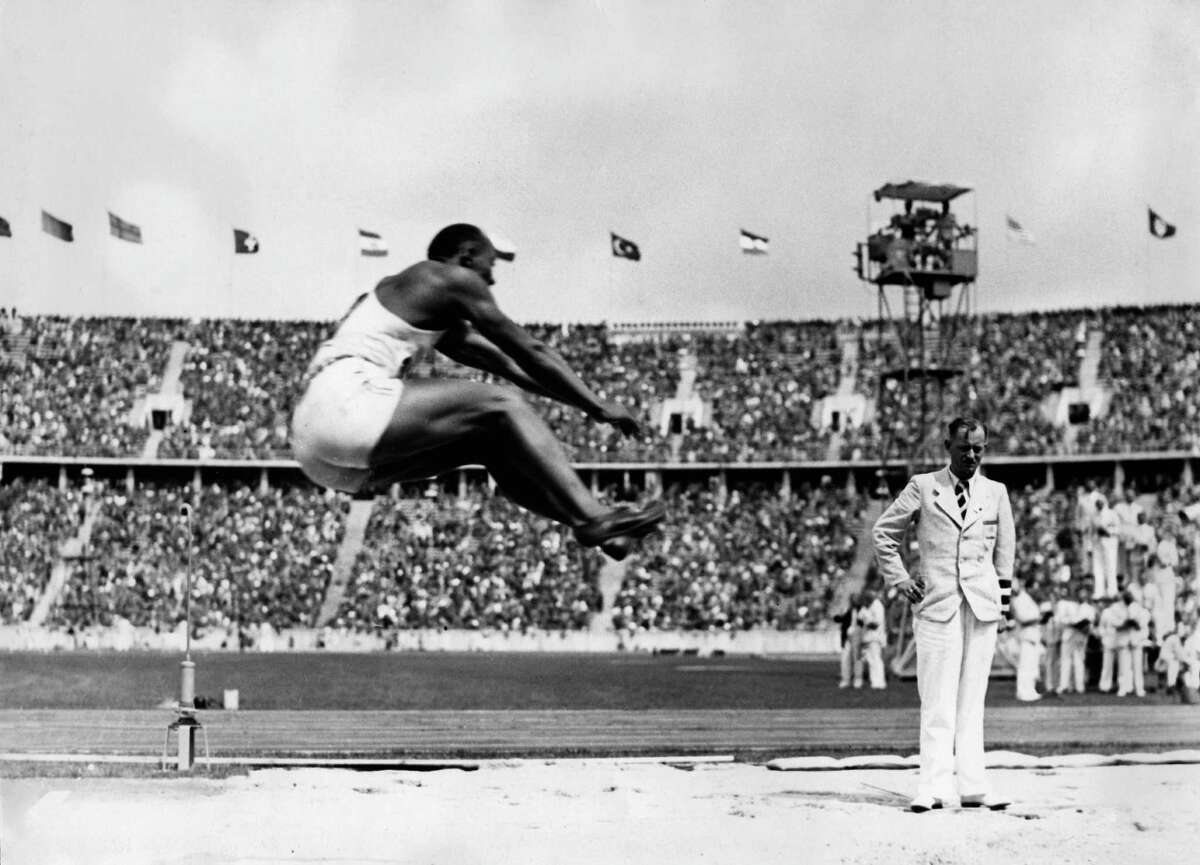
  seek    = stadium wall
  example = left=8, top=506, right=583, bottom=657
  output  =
left=0, top=623, right=839, bottom=655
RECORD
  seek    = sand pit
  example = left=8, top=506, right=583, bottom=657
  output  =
left=3, top=760, right=1197, bottom=864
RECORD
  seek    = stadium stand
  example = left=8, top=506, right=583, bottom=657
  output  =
left=3, top=305, right=1200, bottom=651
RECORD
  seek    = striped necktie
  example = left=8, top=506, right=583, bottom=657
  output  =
left=954, top=480, right=968, bottom=521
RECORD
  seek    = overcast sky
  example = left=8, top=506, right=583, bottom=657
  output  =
left=1, top=0, right=1196, bottom=323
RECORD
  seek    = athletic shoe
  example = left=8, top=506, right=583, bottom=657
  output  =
left=599, top=537, right=634, bottom=561
left=576, top=501, right=667, bottom=548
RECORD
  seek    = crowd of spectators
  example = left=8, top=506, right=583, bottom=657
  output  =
left=611, top=478, right=862, bottom=631
left=0, top=316, right=178, bottom=456
left=4, top=304, right=1200, bottom=462
left=50, top=480, right=348, bottom=632
left=0, top=479, right=84, bottom=623
left=334, top=484, right=606, bottom=632
left=843, top=310, right=1091, bottom=460
left=1078, top=305, right=1200, bottom=454
left=678, top=322, right=841, bottom=462
left=159, top=318, right=332, bottom=459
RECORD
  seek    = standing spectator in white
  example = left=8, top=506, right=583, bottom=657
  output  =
left=1147, top=551, right=1178, bottom=644
left=1039, top=588, right=1062, bottom=693
left=1091, top=497, right=1120, bottom=600
left=1116, top=589, right=1150, bottom=698
left=1155, top=528, right=1181, bottom=604
left=1112, top=489, right=1143, bottom=581
left=1056, top=586, right=1095, bottom=695
left=1129, top=513, right=1156, bottom=588
left=857, top=588, right=888, bottom=690
left=873, top=417, right=1014, bottom=812
left=1009, top=577, right=1042, bottom=701
left=836, top=594, right=864, bottom=689
left=1096, top=595, right=1125, bottom=693
left=1155, top=629, right=1184, bottom=695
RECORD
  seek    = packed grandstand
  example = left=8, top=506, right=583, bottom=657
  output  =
left=1, top=306, right=1198, bottom=659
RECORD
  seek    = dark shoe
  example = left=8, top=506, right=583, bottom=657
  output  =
left=960, top=794, right=1010, bottom=811
left=599, top=537, right=635, bottom=561
left=576, top=501, right=667, bottom=548
left=909, top=795, right=944, bottom=813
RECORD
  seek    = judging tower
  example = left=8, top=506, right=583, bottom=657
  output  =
left=854, top=181, right=977, bottom=469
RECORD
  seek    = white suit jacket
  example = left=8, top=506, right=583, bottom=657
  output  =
left=873, top=467, right=1015, bottom=624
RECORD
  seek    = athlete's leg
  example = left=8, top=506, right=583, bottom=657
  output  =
left=368, top=380, right=663, bottom=543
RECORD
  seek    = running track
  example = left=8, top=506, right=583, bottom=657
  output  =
left=3, top=705, right=1198, bottom=760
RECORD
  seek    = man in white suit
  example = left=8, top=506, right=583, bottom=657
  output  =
left=874, top=418, right=1015, bottom=813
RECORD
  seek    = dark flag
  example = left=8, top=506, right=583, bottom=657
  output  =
left=234, top=228, right=260, bottom=254
left=358, top=228, right=387, bottom=257
left=41, top=210, right=74, bottom=242
left=108, top=211, right=143, bottom=244
left=0, top=216, right=10, bottom=238
left=611, top=232, right=640, bottom=261
left=1149, top=208, right=1176, bottom=239
left=739, top=228, right=769, bottom=254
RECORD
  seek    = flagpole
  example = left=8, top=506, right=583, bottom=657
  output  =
left=227, top=231, right=236, bottom=319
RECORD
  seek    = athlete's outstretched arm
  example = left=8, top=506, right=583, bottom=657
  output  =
left=447, top=275, right=639, bottom=435
left=436, top=322, right=558, bottom=400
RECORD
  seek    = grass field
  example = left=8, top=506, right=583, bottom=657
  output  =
left=0, top=650, right=1180, bottom=711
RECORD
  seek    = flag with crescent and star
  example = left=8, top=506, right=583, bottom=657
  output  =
left=610, top=232, right=640, bottom=261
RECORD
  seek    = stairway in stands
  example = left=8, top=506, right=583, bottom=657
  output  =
left=140, top=339, right=192, bottom=458
left=28, top=497, right=103, bottom=626
left=830, top=497, right=884, bottom=614
left=316, top=499, right=375, bottom=627
left=1061, top=327, right=1106, bottom=453
left=825, top=326, right=862, bottom=460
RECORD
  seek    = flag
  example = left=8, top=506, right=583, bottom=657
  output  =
left=1005, top=215, right=1035, bottom=245
left=1149, top=208, right=1176, bottom=239
left=739, top=228, right=769, bottom=254
left=108, top=211, right=142, bottom=244
left=0, top=216, right=10, bottom=238
left=358, top=228, right=387, bottom=257
left=233, top=228, right=260, bottom=254
left=611, top=232, right=640, bottom=261
left=41, top=210, right=74, bottom=242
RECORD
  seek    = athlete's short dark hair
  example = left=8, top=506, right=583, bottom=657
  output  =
left=427, top=224, right=489, bottom=262
left=946, top=416, right=988, bottom=441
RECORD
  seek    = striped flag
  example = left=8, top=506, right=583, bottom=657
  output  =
left=108, top=211, right=143, bottom=244
left=359, top=228, right=388, bottom=257
left=739, top=228, right=769, bottom=254
left=1148, top=208, right=1176, bottom=239
left=1005, top=215, right=1035, bottom=245
left=41, top=210, right=74, bottom=242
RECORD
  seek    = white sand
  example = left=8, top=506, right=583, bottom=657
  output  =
left=3, top=761, right=1198, bottom=865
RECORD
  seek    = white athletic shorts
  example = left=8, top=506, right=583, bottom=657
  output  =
left=291, top=358, right=404, bottom=492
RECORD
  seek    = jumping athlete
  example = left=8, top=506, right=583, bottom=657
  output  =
left=291, top=223, right=666, bottom=557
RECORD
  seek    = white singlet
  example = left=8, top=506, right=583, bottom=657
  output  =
left=291, top=290, right=445, bottom=492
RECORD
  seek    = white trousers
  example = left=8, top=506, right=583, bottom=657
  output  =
left=914, top=599, right=998, bottom=801
left=862, top=642, right=886, bottom=689
left=1093, top=538, right=1120, bottom=599
left=1016, top=637, right=1041, bottom=700
left=1117, top=645, right=1145, bottom=696
left=1058, top=632, right=1088, bottom=693
left=839, top=635, right=863, bottom=686
left=1099, top=645, right=1116, bottom=692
